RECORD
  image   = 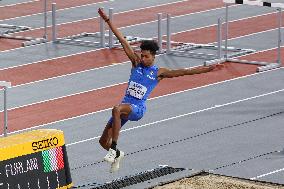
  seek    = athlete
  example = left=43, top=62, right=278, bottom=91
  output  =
left=98, top=8, right=223, bottom=172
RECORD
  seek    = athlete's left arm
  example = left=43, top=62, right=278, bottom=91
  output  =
left=157, top=64, right=223, bottom=81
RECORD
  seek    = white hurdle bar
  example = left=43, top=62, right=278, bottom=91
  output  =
left=0, top=81, right=11, bottom=137
left=209, top=0, right=283, bottom=72
left=224, top=0, right=284, bottom=8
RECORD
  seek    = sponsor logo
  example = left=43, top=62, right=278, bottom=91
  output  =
left=136, top=68, right=143, bottom=75
left=32, top=137, right=59, bottom=151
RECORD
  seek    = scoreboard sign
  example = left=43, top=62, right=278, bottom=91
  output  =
left=0, top=129, right=72, bottom=189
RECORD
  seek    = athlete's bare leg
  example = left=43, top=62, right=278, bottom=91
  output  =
left=99, top=123, right=112, bottom=150
left=99, top=103, right=132, bottom=150
left=111, top=104, right=132, bottom=143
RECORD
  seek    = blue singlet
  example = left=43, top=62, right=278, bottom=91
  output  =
left=108, top=63, right=159, bottom=126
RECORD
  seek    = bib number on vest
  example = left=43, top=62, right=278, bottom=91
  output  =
left=127, top=81, right=147, bottom=99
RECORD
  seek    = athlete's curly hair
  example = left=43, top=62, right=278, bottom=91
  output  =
left=140, top=40, right=159, bottom=55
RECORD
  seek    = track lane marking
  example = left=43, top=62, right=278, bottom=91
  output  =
left=66, top=88, right=284, bottom=146
left=3, top=67, right=281, bottom=136
left=250, top=167, right=284, bottom=180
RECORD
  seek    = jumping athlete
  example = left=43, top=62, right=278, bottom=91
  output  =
left=98, top=8, right=223, bottom=173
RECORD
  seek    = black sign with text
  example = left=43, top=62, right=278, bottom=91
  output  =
left=0, top=146, right=71, bottom=189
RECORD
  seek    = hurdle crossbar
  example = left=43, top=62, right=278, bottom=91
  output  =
left=224, top=0, right=284, bottom=9
left=162, top=14, right=254, bottom=60
left=206, top=0, right=283, bottom=72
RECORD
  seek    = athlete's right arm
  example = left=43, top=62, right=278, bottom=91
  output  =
left=98, top=8, right=140, bottom=67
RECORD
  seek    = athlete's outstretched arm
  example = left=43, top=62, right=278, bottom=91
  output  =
left=158, top=64, right=223, bottom=80
left=98, top=8, right=140, bottom=67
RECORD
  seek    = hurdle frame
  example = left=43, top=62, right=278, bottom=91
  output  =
left=159, top=13, right=255, bottom=59
left=0, top=81, right=11, bottom=137
left=52, top=5, right=118, bottom=48
left=0, top=0, right=48, bottom=47
left=51, top=5, right=152, bottom=49
left=205, top=0, right=283, bottom=72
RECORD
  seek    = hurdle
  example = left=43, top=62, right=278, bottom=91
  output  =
left=52, top=4, right=118, bottom=48
left=52, top=4, right=113, bottom=47
left=205, top=0, right=283, bottom=72
left=0, top=0, right=48, bottom=47
left=0, top=81, right=11, bottom=137
left=159, top=13, right=255, bottom=59
left=51, top=4, right=152, bottom=49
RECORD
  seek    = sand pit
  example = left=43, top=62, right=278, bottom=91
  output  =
left=154, top=173, right=284, bottom=189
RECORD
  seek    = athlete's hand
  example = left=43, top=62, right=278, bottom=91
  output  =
left=98, top=8, right=108, bottom=21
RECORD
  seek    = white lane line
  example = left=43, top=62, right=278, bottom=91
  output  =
left=225, top=27, right=284, bottom=42
left=4, top=0, right=188, bottom=30
left=0, top=0, right=39, bottom=8
left=171, top=11, right=276, bottom=37
left=4, top=82, right=127, bottom=112
left=119, top=5, right=231, bottom=30
left=4, top=66, right=282, bottom=136
left=0, top=44, right=104, bottom=70
left=9, top=43, right=283, bottom=104
left=0, top=0, right=189, bottom=53
left=67, top=88, right=284, bottom=146
left=1, top=22, right=280, bottom=73
left=0, top=0, right=199, bottom=56
left=8, top=21, right=284, bottom=88
left=250, top=167, right=284, bottom=180
left=0, top=6, right=228, bottom=72
left=13, top=61, right=127, bottom=88
left=0, top=0, right=108, bottom=21
left=0, top=6, right=275, bottom=71
left=4, top=46, right=282, bottom=113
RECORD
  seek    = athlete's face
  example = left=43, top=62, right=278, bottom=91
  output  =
left=140, top=50, right=155, bottom=67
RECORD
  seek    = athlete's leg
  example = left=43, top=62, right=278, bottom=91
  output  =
left=99, top=103, right=131, bottom=150
left=102, top=104, right=131, bottom=164
left=109, top=104, right=145, bottom=172
left=111, top=104, right=132, bottom=144
left=99, top=123, right=112, bottom=150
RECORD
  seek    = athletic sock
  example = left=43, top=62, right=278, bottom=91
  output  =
left=115, top=149, right=120, bottom=158
left=110, top=141, right=117, bottom=150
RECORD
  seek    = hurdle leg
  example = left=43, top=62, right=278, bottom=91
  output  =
left=224, top=3, right=229, bottom=59
left=217, top=18, right=222, bottom=59
left=158, top=13, right=163, bottom=54
left=43, top=0, right=48, bottom=40
left=166, top=14, right=171, bottom=54
left=100, top=7, right=106, bottom=48
left=52, top=3, right=57, bottom=42
left=109, top=8, right=114, bottom=48
left=277, top=8, right=282, bottom=65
